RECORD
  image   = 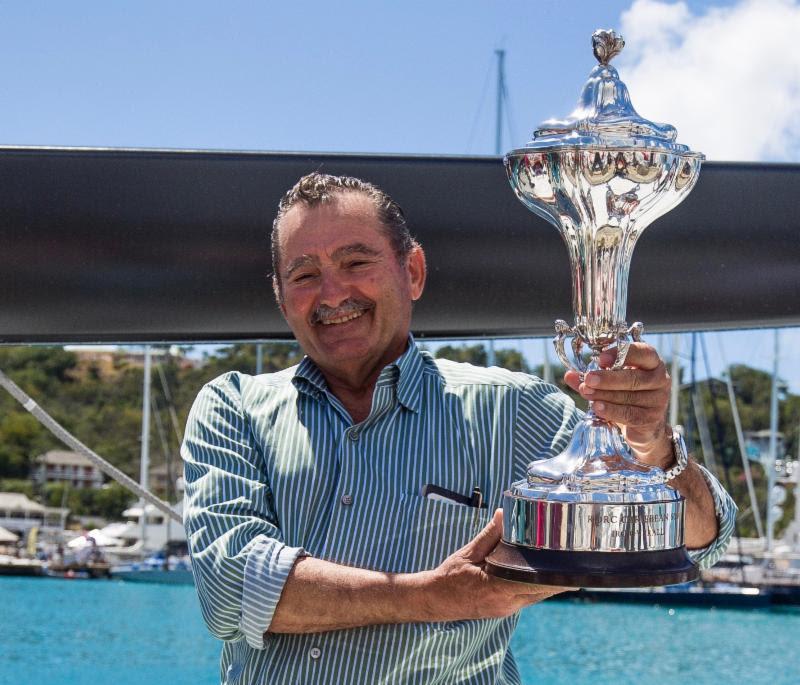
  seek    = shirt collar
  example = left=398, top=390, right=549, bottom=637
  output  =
left=291, top=335, right=423, bottom=413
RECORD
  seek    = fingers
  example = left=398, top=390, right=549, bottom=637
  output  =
left=599, top=342, right=662, bottom=371
left=564, top=344, right=668, bottom=393
left=562, top=343, right=670, bottom=434
left=591, top=399, right=666, bottom=427
left=583, top=365, right=667, bottom=392
left=463, top=508, right=503, bottom=563
left=563, top=369, right=582, bottom=392
left=583, top=387, right=665, bottom=409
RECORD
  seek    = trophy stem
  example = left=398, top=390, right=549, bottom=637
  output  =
left=534, top=318, right=654, bottom=489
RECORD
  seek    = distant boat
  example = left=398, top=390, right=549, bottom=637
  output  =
left=555, top=546, right=800, bottom=609
left=700, top=545, right=800, bottom=606
left=0, top=554, right=44, bottom=577
left=560, top=583, right=770, bottom=609
left=110, top=551, right=193, bottom=585
left=44, top=560, right=111, bottom=580
left=97, top=501, right=187, bottom=566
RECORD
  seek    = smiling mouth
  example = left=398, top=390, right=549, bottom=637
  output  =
left=319, top=309, right=368, bottom=326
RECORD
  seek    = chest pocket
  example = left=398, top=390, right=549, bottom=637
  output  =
left=397, top=494, right=491, bottom=573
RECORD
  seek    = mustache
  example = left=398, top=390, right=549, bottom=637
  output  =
left=311, top=298, right=373, bottom=325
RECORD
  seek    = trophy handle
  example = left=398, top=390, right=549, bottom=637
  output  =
left=611, top=321, right=644, bottom=370
left=553, top=320, right=644, bottom=374
left=553, top=319, right=588, bottom=373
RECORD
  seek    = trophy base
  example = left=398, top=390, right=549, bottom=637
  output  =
left=485, top=540, right=698, bottom=588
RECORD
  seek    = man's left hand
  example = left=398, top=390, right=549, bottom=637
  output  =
left=564, top=342, right=673, bottom=469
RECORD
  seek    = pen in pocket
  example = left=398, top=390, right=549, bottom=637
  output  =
left=421, top=483, right=487, bottom=509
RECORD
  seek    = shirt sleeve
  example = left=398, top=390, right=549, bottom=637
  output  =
left=685, top=464, right=738, bottom=570
left=181, top=372, right=305, bottom=649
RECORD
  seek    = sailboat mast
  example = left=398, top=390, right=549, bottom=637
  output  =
left=669, top=334, right=680, bottom=428
left=767, top=330, right=780, bottom=552
left=725, top=368, right=765, bottom=539
left=795, top=415, right=800, bottom=548
left=139, top=345, right=152, bottom=550
left=486, top=48, right=507, bottom=368
left=542, top=339, right=553, bottom=384
left=494, top=49, right=505, bottom=155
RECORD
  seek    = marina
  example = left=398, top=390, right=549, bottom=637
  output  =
left=2, top=576, right=798, bottom=685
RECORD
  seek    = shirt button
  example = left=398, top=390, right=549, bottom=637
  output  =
left=309, top=647, right=322, bottom=660
left=348, top=430, right=359, bottom=441
left=341, top=494, right=353, bottom=506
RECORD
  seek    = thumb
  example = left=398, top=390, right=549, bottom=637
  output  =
left=463, top=508, right=503, bottom=563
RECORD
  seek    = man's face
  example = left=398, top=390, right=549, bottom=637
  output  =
left=274, top=192, right=425, bottom=380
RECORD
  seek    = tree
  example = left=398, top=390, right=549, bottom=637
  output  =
left=93, top=483, right=136, bottom=520
left=435, top=344, right=487, bottom=366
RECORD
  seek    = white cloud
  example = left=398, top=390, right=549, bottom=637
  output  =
left=616, top=0, right=800, bottom=161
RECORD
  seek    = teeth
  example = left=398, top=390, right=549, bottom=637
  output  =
left=320, top=310, right=365, bottom=325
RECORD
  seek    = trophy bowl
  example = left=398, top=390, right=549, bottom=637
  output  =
left=485, top=30, right=704, bottom=587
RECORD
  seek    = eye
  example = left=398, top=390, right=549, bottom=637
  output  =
left=290, top=272, right=316, bottom=284
left=346, top=259, right=372, bottom=269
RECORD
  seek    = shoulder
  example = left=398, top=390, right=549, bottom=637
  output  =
left=193, top=366, right=300, bottom=409
left=420, top=350, right=544, bottom=392
left=419, top=351, right=575, bottom=415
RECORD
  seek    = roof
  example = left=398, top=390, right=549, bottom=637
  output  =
left=0, top=492, right=46, bottom=513
left=36, top=450, right=98, bottom=468
left=0, top=526, right=19, bottom=542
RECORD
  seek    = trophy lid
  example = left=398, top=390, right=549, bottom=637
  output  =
left=520, top=29, right=700, bottom=155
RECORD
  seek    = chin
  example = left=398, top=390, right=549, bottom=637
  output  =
left=322, top=341, right=374, bottom=362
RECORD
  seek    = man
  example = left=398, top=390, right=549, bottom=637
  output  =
left=182, top=172, right=735, bottom=684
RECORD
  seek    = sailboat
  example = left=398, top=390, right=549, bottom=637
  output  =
left=107, top=346, right=193, bottom=584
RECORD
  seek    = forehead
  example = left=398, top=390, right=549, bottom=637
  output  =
left=277, top=193, right=389, bottom=263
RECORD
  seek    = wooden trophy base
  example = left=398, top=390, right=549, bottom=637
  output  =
left=485, top=540, right=699, bottom=588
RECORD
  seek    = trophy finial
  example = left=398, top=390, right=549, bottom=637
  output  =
left=592, top=29, right=624, bottom=65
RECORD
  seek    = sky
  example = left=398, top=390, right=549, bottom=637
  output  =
left=1, top=0, right=798, bottom=390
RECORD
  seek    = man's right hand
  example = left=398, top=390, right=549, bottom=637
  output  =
left=270, top=508, right=566, bottom=634
left=412, top=509, right=568, bottom=622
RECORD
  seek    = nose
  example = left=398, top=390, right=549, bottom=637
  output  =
left=318, top=269, right=350, bottom=308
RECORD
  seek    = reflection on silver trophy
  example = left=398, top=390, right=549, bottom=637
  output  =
left=485, top=30, right=705, bottom=587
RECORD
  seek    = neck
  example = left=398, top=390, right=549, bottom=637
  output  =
left=324, top=375, right=376, bottom=424
left=316, top=338, right=409, bottom=424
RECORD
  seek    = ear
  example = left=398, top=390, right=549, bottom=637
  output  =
left=406, top=244, right=426, bottom=301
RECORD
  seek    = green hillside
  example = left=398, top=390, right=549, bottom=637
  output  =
left=0, top=342, right=797, bottom=537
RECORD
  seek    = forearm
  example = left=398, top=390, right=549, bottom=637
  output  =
left=634, top=430, right=721, bottom=550
left=269, top=556, right=424, bottom=633
left=671, top=458, right=719, bottom=549
left=270, top=511, right=563, bottom=636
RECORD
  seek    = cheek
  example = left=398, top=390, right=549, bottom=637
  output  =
left=282, top=291, right=314, bottom=320
left=345, top=275, right=382, bottom=301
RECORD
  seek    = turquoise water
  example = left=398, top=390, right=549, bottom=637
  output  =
left=2, top=577, right=798, bottom=685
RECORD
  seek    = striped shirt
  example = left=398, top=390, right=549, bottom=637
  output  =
left=182, top=338, right=736, bottom=684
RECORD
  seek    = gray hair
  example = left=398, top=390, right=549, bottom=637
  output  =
left=271, top=172, right=418, bottom=298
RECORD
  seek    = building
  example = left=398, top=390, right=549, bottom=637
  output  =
left=32, top=450, right=104, bottom=489
left=0, top=492, right=45, bottom=535
left=148, top=462, right=182, bottom=496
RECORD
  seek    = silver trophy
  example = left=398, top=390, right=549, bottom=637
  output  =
left=485, top=30, right=704, bottom=587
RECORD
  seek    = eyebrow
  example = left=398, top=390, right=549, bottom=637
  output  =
left=331, top=243, right=382, bottom=260
left=285, top=255, right=315, bottom=277
left=284, top=243, right=382, bottom=277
